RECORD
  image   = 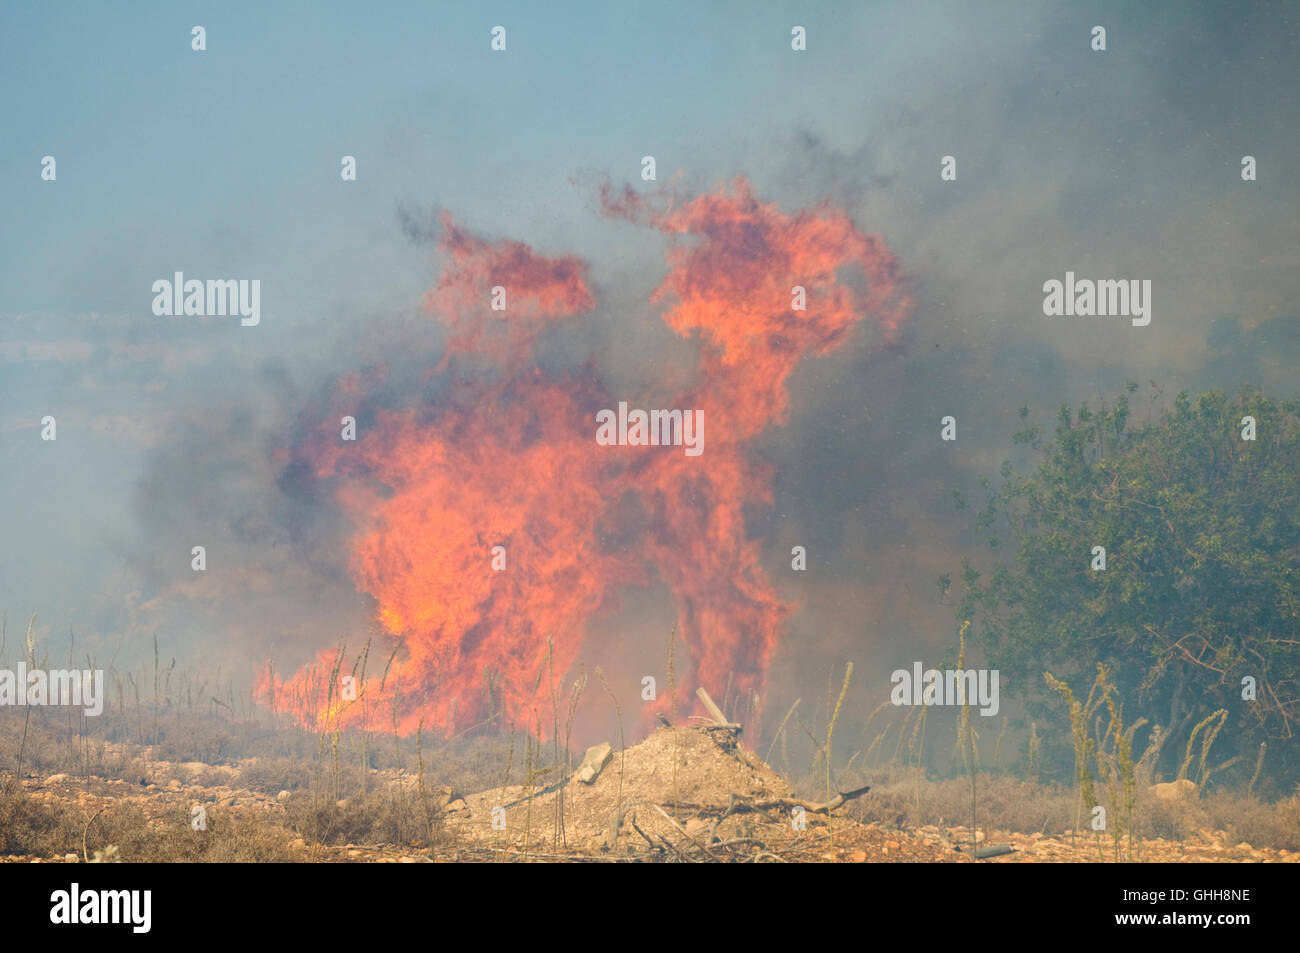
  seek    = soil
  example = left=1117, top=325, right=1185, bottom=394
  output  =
left=443, top=723, right=966, bottom=861
left=3, top=726, right=1295, bottom=863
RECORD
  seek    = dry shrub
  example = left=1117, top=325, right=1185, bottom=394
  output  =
left=0, top=788, right=304, bottom=861
left=1201, top=789, right=1300, bottom=851
left=282, top=789, right=451, bottom=848
left=236, top=757, right=314, bottom=793
left=845, top=771, right=1077, bottom=834
left=0, top=787, right=83, bottom=856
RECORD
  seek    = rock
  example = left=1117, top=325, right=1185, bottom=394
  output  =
left=63, top=853, right=78, bottom=863
left=574, top=743, right=613, bottom=785
left=684, top=817, right=709, bottom=837
left=1151, top=779, right=1197, bottom=801
left=277, top=790, right=292, bottom=802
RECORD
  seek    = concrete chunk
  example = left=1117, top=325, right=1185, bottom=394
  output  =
left=574, top=743, right=613, bottom=785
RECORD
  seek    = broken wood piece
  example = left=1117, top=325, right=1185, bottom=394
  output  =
left=970, top=843, right=1017, bottom=859
left=703, top=722, right=744, bottom=733
left=695, top=686, right=729, bottom=726
left=650, top=803, right=718, bottom=860
left=629, top=815, right=659, bottom=852
left=817, top=783, right=873, bottom=813
left=707, top=785, right=871, bottom=817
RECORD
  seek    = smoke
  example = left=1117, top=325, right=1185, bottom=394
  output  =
left=261, top=178, right=910, bottom=735
left=3, top=2, right=1294, bottom=755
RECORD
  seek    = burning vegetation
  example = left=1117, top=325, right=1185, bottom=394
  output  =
left=261, top=178, right=912, bottom=738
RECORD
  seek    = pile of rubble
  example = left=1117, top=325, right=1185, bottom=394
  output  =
left=444, top=691, right=966, bottom=862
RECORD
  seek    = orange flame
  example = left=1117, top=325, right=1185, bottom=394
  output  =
left=261, top=179, right=910, bottom=737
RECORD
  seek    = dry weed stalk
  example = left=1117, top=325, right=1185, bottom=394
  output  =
left=956, top=621, right=978, bottom=853
left=765, top=698, right=801, bottom=765
left=1045, top=670, right=1098, bottom=849
left=558, top=669, right=588, bottom=848
left=1178, top=708, right=1228, bottom=787
left=825, top=662, right=852, bottom=850
left=667, top=623, right=680, bottom=817
left=596, top=666, right=625, bottom=845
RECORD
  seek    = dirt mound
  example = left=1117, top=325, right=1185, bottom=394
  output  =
left=446, top=725, right=966, bottom=862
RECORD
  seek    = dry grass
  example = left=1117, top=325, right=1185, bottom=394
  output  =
left=0, top=786, right=303, bottom=861
left=2, top=632, right=1297, bottom=862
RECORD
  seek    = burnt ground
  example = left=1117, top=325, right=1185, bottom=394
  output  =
left=1, top=724, right=1295, bottom=863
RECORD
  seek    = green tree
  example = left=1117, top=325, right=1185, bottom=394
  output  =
left=955, top=385, right=1300, bottom=786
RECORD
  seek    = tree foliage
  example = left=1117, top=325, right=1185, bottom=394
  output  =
left=956, top=384, right=1300, bottom=784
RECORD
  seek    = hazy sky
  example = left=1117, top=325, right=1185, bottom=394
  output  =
left=2, top=1, right=1297, bottom=731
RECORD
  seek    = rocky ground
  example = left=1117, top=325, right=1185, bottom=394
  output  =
left=2, top=728, right=1295, bottom=863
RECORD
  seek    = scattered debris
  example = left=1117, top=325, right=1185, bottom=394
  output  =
left=7, top=745, right=1299, bottom=862
left=695, top=687, right=735, bottom=729
left=1151, top=779, right=1197, bottom=801
left=575, top=743, right=613, bottom=785
left=447, top=724, right=954, bottom=862
left=970, top=844, right=1018, bottom=859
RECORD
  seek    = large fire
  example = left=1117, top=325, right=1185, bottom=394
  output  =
left=260, top=178, right=910, bottom=737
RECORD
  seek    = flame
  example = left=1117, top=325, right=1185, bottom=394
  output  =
left=262, top=179, right=910, bottom=737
